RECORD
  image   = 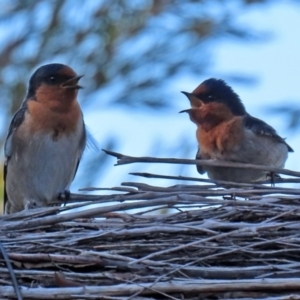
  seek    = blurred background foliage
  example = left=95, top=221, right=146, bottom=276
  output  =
left=0, top=0, right=299, bottom=205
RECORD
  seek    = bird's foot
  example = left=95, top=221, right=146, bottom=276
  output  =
left=266, top=172, right=281, bottom=187
left=25, top=199, right=39, bottom=210
left=58, top=190, right=71, bottom=206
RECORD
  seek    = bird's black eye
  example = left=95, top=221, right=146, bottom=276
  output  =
left=207, top=94, right=214, bottom=100
left=45, top=75, right=57, bottom=84
left=49, top=76, right=56, bottom=83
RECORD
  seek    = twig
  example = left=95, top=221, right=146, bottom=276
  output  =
left=130, top=172, right=300, bottom=186
left=3, top=278, right=300, bottom=297
left=103, top=149, right=300, bottom=177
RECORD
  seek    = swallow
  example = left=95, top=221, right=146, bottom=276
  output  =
left=3, top=63, right=86, bottom=214
left=181, top=78, right=293, bottom=182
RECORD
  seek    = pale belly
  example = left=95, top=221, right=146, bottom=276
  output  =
left=6, top=130, right=83, bottom=212
left=202, top=129, right=289, bottom=182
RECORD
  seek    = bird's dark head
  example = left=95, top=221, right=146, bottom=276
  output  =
left=27, top=63, right=83, bottom=100
left=182, top=78, right=246, bottom=116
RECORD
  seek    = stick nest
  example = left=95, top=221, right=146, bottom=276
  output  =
left=1, top=151, right=300, bottom=299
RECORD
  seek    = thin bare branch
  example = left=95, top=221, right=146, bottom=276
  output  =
left=103, top=149, right=300, bottom=177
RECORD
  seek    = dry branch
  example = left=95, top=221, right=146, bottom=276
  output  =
left=103, top=149, right=300, bottom=177
left=3, top=279, right=300, bottom=299
left=130, top=172, right=300, bottom=185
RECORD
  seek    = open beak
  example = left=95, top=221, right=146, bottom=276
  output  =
left=61, top=75, right=83, bottom=89
left=181, top=91, right=203, bottom=107
left=181, top=91, right=192, bottom=98
left=179, top=108, right=192, bottom=114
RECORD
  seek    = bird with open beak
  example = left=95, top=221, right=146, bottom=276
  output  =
left=180, top=78, right=293, bottom=182
left=4, top=63, right=86, bottom=214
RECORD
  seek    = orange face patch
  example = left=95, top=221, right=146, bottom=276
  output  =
left=26, top=100, right=82, bottom=140
left=188, top=94, right=203, bottom=108
left=197, top=117, right=244, bottom=157
left=186, top=102, right=233, bottom=128
left=186, top=102, right=244, bottom=156
left=35, top=83, right=79, bottom=113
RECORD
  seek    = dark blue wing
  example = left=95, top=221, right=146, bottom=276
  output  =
left=4, top=103, right=28, bottom=211
left=244, top=113, right=293, bottom=152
